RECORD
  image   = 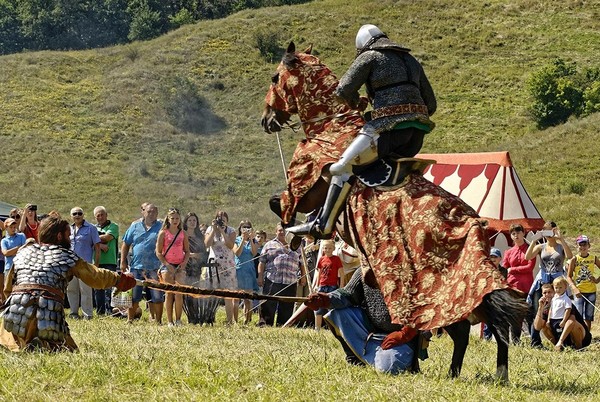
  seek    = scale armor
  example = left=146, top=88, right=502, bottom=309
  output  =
left=2, top=244, right=79, bottom=342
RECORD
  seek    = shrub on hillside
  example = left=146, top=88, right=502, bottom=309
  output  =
left=164, top=76, right=226, bottom=135
left=528, top=59, right=600, bottom=129
left=583, top=78, right=600, bottom=115
left=254, top=27, right=284, bottom=62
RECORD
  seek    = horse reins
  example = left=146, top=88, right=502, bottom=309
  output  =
left=282, top=110, right=361, bottom=133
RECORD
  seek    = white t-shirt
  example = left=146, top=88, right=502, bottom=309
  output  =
left=549, top=292, right=572, bottom=320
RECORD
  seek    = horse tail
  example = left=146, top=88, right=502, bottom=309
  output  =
left=479, top=289, right=529, bottom=345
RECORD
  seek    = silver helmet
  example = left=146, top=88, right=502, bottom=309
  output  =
left=355, top=24, right=387, bottom=50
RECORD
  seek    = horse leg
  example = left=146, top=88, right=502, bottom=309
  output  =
left=269, top=177, right=331, bottom=223
left=444, top=319, right=471, bottom=378
left=487, top=322, right=509, bottom=382
left=475, top=289, right=529, bottom=382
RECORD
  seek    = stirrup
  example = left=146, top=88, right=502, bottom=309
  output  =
left=286, top=219, right=329, bottom=241
left=284, top=231, right=304, bottom=251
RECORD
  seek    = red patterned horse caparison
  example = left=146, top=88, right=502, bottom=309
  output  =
left=264, top=50, right=509, bottom=330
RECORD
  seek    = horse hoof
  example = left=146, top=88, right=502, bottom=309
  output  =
left=495, top=366, right=509, bottom=383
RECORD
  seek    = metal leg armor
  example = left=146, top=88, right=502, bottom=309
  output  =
left=286, top=130, right=380, bottom=241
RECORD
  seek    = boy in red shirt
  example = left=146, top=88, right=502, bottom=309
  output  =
left=315, top=239, right=343, bottom=330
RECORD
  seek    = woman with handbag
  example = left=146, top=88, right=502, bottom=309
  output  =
left=156, top=208, right=190, bottom=327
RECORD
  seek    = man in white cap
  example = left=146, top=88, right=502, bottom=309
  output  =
left=287, top=24, right=437, bottom=240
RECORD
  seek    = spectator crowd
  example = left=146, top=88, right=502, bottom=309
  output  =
left=1, top=202, right=309, bottom=328
left=1, top=205, right=598, bottom=350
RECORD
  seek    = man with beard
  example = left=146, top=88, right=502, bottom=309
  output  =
left=0, top=212, right=136, bottom=351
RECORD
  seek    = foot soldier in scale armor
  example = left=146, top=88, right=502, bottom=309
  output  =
left=0, top=213, right=136, bottom=351
left=287, top=24, right=437, bottom=240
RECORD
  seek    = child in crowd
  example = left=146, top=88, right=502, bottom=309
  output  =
left=315, top=239, right=343, bottom=330
left=1, top=218, right=27, bottom=290
left=490, top=247, right=507, bottom=279
left=567, top=235, right=600, bottom=330
left=156, top=208, right=190, bottom=327
left=548, top=276, right=573, bottom=351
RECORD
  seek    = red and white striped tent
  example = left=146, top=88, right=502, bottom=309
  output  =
left=417, top=151, right=544, bottom=252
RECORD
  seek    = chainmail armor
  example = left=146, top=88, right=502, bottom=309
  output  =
left=335, top=268, right=402, bottom=334
left=2, top=244, right=79, bottom=341
left=336, top=37, right=436, bottom=133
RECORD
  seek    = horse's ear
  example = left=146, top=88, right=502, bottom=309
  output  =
left=303, top=44, right=313, bottom=54
left=287, top=41, right=296, bottom=54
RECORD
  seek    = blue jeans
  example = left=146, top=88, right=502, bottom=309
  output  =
left=131, top=269, right=164, bottom=303
left=316, top=285, right=338, bottom=316
left=573, top=292, right=596, bottom=322
left=324, top=306, right=414, bottom=375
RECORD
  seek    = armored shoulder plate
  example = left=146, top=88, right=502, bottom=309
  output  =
left=3, top=245, right=79, bottom=342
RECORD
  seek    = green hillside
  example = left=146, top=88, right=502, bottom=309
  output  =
left=1, top=0, right=600, bottom=239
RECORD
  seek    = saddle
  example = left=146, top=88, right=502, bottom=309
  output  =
left=354, top=157, right=435, bottom=187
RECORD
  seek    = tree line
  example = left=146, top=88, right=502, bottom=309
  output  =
left=0, top=0, right=309, bottom=55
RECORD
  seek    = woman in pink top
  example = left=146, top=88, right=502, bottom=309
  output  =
left=502, top=223, right=536, bottom=344
left=157, top=208, right=190, bottom=326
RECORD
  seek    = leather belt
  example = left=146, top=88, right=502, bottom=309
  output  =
left=12, top=284, right=65, bottom=303
left=371, top=103, right=428, bottom=120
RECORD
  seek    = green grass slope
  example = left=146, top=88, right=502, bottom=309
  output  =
left=1, top=0, right=600, bottom=238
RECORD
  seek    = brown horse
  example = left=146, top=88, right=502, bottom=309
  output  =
left=261, top=42, right=528, bottom=381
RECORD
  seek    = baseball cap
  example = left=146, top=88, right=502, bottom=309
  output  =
left=3, top=218, right=17, bottom=227
left=576, top=235, right=590, bottom=244
left=490, top=247, right=502, bottom=258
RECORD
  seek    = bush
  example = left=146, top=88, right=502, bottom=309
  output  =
left=254, top=27, right=283, bottom=62
left=169, top=8, right=196, bottom=29
left=566, top=180, right=586, bottom=196
left=163, top=76, right=227, bottom=134
left=528, top=59, right=581, bottom=128
left=583, top=80, right=600, bottom=115
left=528, top=59, right=600, bottom=128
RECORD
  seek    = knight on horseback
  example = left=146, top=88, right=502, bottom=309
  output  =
left=287, top=24, right=437, bottom=240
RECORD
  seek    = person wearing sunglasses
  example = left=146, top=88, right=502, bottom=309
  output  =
left=67, top=207, right=101, bottom=320
left=8, top=209, right=22, bottom=228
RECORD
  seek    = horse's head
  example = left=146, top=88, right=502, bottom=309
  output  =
left=261, top=41, right=337, bottom=135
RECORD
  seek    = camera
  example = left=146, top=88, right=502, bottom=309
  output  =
left=215, top=217, right=224, bottom=227
left=541, top=230, right=554, bottom=237
left=29, top=205, right=37, bottom=211
left=242, top=227, right=251, bottom=233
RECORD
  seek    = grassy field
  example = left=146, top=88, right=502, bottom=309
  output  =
left=2, top=2, right=600, bottom=399
left=1, top=0, right=600, bottom=240
left=0, top=306, right=599, bottom=401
